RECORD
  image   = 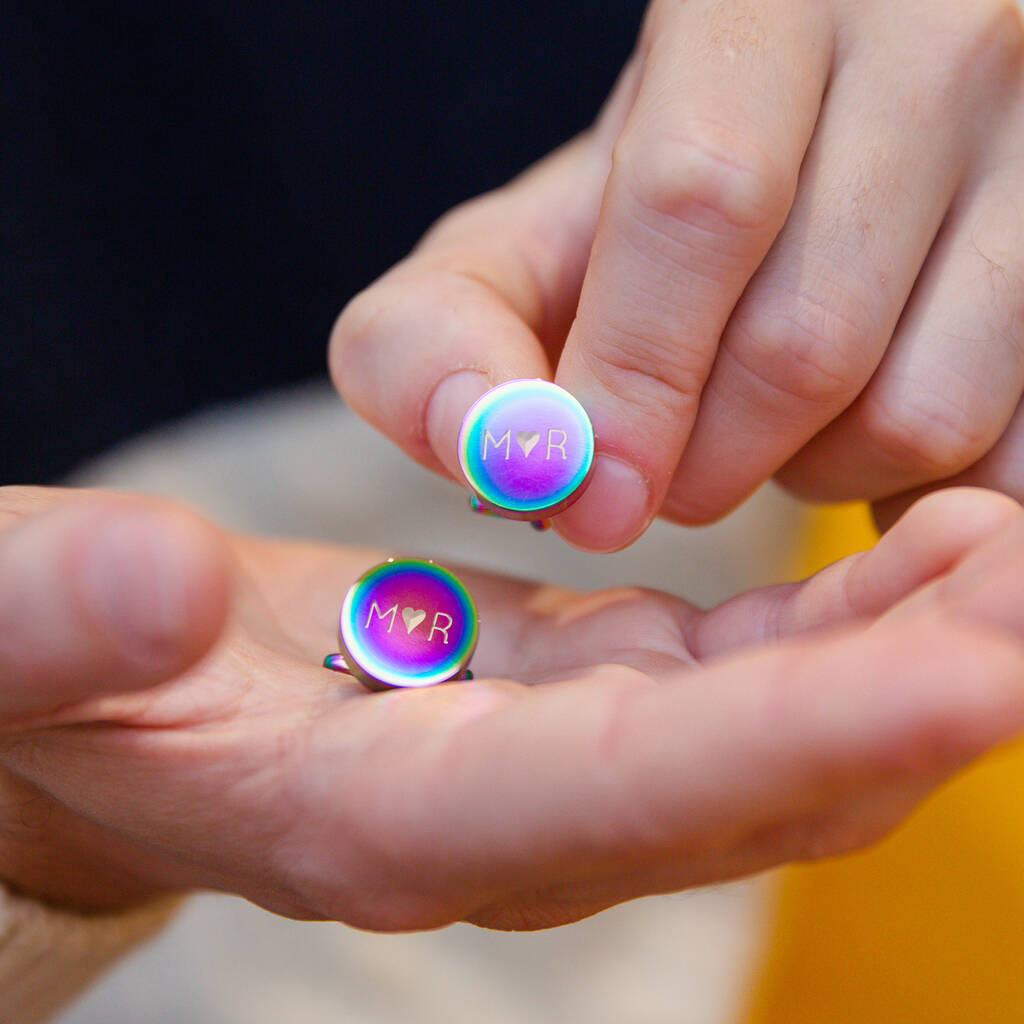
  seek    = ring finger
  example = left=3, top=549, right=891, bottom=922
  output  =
left=780, top=83, right=1024, bottom=503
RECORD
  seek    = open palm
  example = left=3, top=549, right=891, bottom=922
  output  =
left=2, top=484, right=1024, bottom=932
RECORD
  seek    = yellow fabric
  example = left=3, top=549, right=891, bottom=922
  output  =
left=744, top=502, right=1024, bottom=1024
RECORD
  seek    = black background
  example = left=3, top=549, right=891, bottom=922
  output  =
left=3, top=1, right=646, bottom=483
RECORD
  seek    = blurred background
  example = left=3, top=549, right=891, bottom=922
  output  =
left=3, top=0, right=646, bottom=484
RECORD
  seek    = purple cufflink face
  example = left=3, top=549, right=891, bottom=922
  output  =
left=336, top=559, right=478, bottom=691
left=457, top=380, right=595, bottom=520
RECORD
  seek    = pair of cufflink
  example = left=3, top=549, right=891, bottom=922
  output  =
left=325, top=379, right=595, bottom=690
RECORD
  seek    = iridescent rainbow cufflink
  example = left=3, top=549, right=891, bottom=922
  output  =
left=323, top=558, right=479, bottom=691
left=458, top=379, right=595, bottom=527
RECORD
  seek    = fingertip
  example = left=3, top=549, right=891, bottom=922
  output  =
left=553, top=454, right=652, bottom=552
left=885, top=487, right=1022, bottom=537
left=841, top=489, right=1021, bottom=623
left=425, top=370, right=492, bottom=481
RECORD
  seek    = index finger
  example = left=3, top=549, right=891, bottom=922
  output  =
left=553, top=0, right=833, bottom=550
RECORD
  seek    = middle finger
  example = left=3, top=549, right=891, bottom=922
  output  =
left=664, top=8, right=993, bottom=521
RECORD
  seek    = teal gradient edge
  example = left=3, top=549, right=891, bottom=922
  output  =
left=457, top=380, right=595, bottom=514
left=339, top=559, right=479, bottom=688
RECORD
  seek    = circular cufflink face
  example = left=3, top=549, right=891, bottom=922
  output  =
left=337, top=559, right=479, bottom=690
left=458, top=380, right=595, bottom=520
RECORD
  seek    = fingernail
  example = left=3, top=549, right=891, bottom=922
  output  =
left=80, top=512, right=190, bottom=666
left=426, top=370, right=491, bottom=479
left=554, top=454, right=652, bottom=552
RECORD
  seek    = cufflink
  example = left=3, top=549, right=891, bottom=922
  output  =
left=458, top=379, right=595, bottom=527
left=323, top=558, right=478, bottom=691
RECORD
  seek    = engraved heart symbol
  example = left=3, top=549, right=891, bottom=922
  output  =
left=402, top=607, right=426, bottom=633
left=516, top=430, right=540, bottom=457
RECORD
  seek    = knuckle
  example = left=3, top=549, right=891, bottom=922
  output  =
left=861, top=379, right=996, bottom=478
left=328, top=285, right=384, bottom=383
left=328, top=268, right=434, bottom=435
left=867, top=675, right=987, bottom=782
left=270, top=832, right=456, bottom=933
left=727, top=288, right=873, bottom=410
left=422, top=198, right=475, bottom=242
left=292, top=878, right=439, bottom=932
left=334, top=892, right=450, bottom=932
left=418, top=192, right=495, bottom=249
left=928, top=0, right=1024, bottom=86
left=468, top=898, right=578, bottom=932
left=582, top=323, right=708, bottom=421
left=614, top=120, right=790, bottom=236
left=966, top=204, right=1024, bottom=315
left=963, top=0, right=1024, bottom=71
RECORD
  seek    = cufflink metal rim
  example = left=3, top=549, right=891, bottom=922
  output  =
left=323, top=558, right=479, bottom=692
left=457, top=379, right=595, bottom=522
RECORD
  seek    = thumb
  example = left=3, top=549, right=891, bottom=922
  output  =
left=0, top=492, right=231, bottom=724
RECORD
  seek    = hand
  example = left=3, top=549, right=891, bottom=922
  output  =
left=2, top=484, right=1024, bottom=930
left=330, top=0, right=1024, bottom=549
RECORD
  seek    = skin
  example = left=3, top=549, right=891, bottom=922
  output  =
left=3, top=484, right=1024, bottom=931
left=329, top=0, right=1024, bottom=551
